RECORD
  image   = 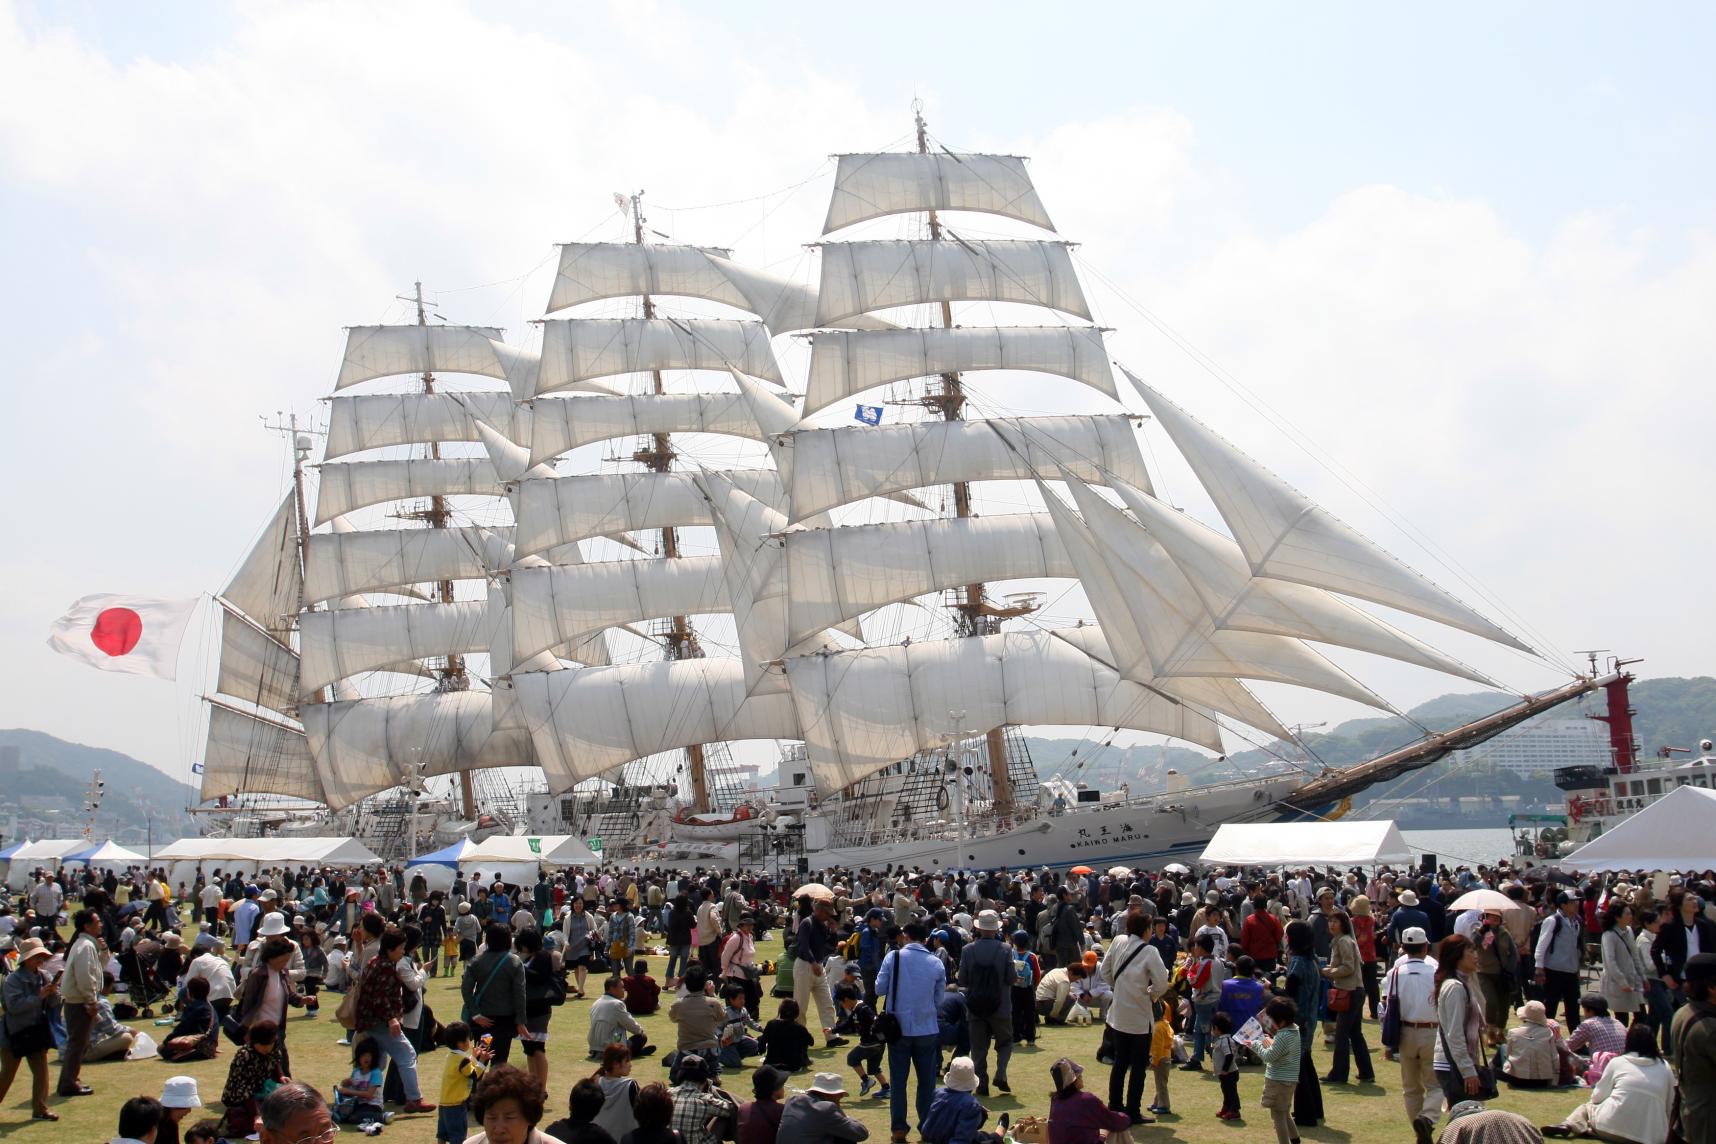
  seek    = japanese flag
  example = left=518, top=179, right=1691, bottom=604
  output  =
left=47, top=594, right=199, bottom=680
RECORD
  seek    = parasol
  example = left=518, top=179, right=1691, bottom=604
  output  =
left=1162, top=862, right=1191, bottom=876
left=1108, top=866, right=1134, bottom=878
left=1069, top=865, right=1095, bottom=876
left=794, top=882, right=835, bottom=903
left=1446, top=888, right=1526, bottom=912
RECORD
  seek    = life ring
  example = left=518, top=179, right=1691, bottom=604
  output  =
left=937, top=787, right=950, bottom=812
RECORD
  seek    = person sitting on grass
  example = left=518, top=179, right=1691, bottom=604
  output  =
left=719, top=983, right=764, bottom=1068
left=669, top=964, right=726, bottom=1074
left=181, top=1118, right=222, bottom=1144
left=543, top=1077, right=615, bottom=1144
left=1045, top=1056, right=1131, bottom=1144
left=623, top=960, right=661, bottom=1016
left=921, top=1055, right=1006, bottom=1144
left=162, top=975, right=218, bottom=1062
left=332, top=1035, right=387, bottom=1127
left=219, top=1020, right=287, bottom=1139
left=1541, top=1023, right=1675, bottom=1141
left=737, top=1064, right=787, bottom=1144
left=113, top=1096, right=165, bottom=1144
left=759, top=998, right=815, bottom=1073
left=588, top=974, right=653, bottom=1061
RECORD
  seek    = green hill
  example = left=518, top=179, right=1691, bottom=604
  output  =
left=0, top=728, right=198, bottom=846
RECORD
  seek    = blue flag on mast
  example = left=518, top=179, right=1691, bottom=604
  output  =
left=854, top=404, right=883, bottom=425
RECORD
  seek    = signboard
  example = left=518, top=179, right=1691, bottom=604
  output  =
left=588, top=837, right=603, bottom=854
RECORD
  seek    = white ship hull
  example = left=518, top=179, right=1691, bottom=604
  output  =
left=805, top=771, right=1307, bottom=872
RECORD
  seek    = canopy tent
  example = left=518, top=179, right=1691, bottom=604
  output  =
left=9, top=839, right=91, bottom=862
left=1559, top=785, right=1716, bottom=872
left=407, top=839, right=478, bottom=867
left=461, top=834, right=599, bottom=867
left=65, top=841, right=149, bottom=867
left=150, top=836, right=383, bottom=866
left=1200, top=821, right=1415, bottom=868
left=0, top=839, right=30, bottom=861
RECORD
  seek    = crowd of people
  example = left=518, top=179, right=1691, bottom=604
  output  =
left=1, top=857, right=1714, bottom=1144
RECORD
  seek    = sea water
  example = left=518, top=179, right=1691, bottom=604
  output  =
left=1400, top=827, right=1519, bottom=867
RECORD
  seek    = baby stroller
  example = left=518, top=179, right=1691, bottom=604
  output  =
left=117, top=936, right=172, bottom=1018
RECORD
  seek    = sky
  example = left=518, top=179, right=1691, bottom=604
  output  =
left=1, top=1, right=1712, bottom=787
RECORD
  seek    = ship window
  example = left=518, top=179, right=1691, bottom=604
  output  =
left=793, top=774, right=806, bottom=786
left=1648, top=779, right=1662, bottom=794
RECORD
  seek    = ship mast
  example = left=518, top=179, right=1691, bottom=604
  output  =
left=914, top=108, right=1020, bottom=821
left=398, top=281, right=477, bottom=819
left=626, top=193, right=712, bottom=812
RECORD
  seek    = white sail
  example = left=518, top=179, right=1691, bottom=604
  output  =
left=1110, top=480, right=1494, bottom=684
left=823, top=152, right=1054, bottom=234
left=334, top=324, right=539, bottom=393
left=783, top=513, right=1071, bottom=645
left=302, top=526, right=509, bottom=604
left=507, top=660, right=799, bottom=791
left=802, top=326, right=1115, bottom=417
left=699, top=473, right=793, bottom=683
left=314, top=458, right=505, bottom=525
left=300, top=692, right=535, bottom=809
left=527, top=393, right=770, bottom=467
left=1048, top=475, right=1390, bottom=710
left=784, top=629, right=1225, bottom=792
left=1126, top=371, right=1531, bottom=651
left=533, top=318, right=783, bottom=397
left=324, top=392, right=517, bottom=461
left=222, top=494, right=302, bottom=638
left=201, top=704, right=319, bottom=803
left=297, top=600, right=490, bottom=694
left=512, top=470, right=783, bottom=557
left=215, top=608, right=301, bottom=715
left=815, top=239, right=1091, bottom=326
left=786, top=415, right=1149, bottom=521
left=546, top=243, right=887, bottom=335
left=508, top=557, right=728, bottom=663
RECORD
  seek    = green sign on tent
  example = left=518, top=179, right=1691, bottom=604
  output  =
left=527, top=837, right=542, bottom=855
left=588, top=837, right=603, bottom=853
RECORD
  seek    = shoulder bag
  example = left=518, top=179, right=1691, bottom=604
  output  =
left=874, top=949, right=904, bottom=1044
left=1436, top=981, right=1497, bottom=1101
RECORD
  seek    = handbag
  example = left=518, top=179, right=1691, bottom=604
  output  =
left=1011, top=1115, right=1049, bottom=1144
left=1327, top=985, right=1353, bottom=1014
left=461, top=954, right=510, bottom=1024
left=874, top=950, right=904, bottom=1045
left=1378, top=969, right=1402, bottom=1051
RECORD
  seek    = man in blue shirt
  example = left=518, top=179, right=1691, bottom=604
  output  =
left=232, top=885, right=262, bottom=954
left=877, top=920, right=947, bottom=1144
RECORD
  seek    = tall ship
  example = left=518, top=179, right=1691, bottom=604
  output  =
left=193, top=111, right=1611, bottom=869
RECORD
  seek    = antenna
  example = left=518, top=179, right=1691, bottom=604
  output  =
left=82, top=769, right=105, bottom=842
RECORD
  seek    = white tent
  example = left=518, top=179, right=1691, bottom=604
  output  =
left=150, top=837, right=383, bottom=866
left=1559, top=785, right=1716, bottom=872
left=10, top=839, right=90, bottom=862
left=462, top=834, right=599, bottom=868
left=1200, top=821, right=1415, bottom=867
left=66, top=841, right=149, bottom=869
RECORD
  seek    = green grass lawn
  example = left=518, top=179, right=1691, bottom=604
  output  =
left=4, top=937, right=1595, bottom=1142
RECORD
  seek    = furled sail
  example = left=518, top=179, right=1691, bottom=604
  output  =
left=802, top=326, right=1116, bottom=417
left=508, top=557, right=728, bottom=664
left=512, top=470, right=783, bottom=557
left=1126, top=371, right=1531, bottom=652
left=335, top=324, right=539, bottom=393
left=506, top=660, right=800, bottom=791
left=324, top=392, right=518, bottom=461
left=532, top=318, right=783, bottom=398
left=815, top=239, right=1091, bottom=326
left=214, top=608, right=301, bottom=716
left=221, top=494, right=302, bottom=638
left=786, top=414, right=1149, bottom=521
left=546, top=243, right=887, bottom=335
left=299, top=692, right=535, bottom=809
left=527, top=393, right=771, bottom=467
left=200, top=704, right=319, bottom=803
left=784, top=629, right=1225, bottom=792
left=823, top=152, right=1054, bottom=234
left=302, top=526, right=509, bottom=604
left=314, top=458, right=505, bottom=524
left=783, top=513, right=1072, bottom=645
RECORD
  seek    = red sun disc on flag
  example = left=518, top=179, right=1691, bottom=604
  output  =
left=90, top=607, right=143, bottom=657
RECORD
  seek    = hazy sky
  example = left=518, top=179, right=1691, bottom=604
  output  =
left=2, top=2, right=1712, bottom=785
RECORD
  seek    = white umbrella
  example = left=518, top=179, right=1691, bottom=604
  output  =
left=1108, top=866, right=1134, bottom=878
left=1447, top=888, right=1524, bottom=912
left=794, top=882, right=835, bottom=903
left=1162, top=862, right=1191, bottom=876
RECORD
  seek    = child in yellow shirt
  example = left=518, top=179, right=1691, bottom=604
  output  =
left=437, top=1021, right=491, bottom=1144
left=1148, top=1000, right=1175, bottom=1115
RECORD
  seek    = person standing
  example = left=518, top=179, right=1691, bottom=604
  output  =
left=1669, top=952, right=1716, bottom=1144
left=57, top=907, right=103, bottom=1098
left=957, top=910, right=1016, bottom=1098
left=1432, top=935, right=1487, bottom=1116
left=1099, top=912, right=1169, bottom=1125
left=1658, top=891, right=1716, bottom=1023
left=1321, top=910, right=1374, bottom=1084
left=696, top=889, right=724, bottom=974
left=462, top=923, right=529, bottom=1065
left=1598, top=902, right=1648, bottom=1027
left=1534, top=891, right=1584, bottom=1024
left=793, top=898, right=843, bottom=1047
left=0, top=937, right=60, bottom=1120
left=1256, top=998, right=1304, bottom=1144
left=877, top=921, right=947, bottom=1144
left=354, top=929, right=436, bottom=1114
left=1382, top=927, right=1441, bottom=1144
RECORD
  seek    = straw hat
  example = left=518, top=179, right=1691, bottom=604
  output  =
left=943, top=1057, right=979, bottom=1093
left=974, top=909, right=1002, bottom=933
left=1517, top=1000, right=1548, bottom=1026
left=1349, top=895, right=1371, bottom=917
left=13, top=936, right=48, bottom=964
left=1397, top=890, right=1420, bottom=907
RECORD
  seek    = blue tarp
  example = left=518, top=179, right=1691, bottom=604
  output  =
left=406, top=838, right=476, bottom=867
left=0, top=839, right=30, bottom=860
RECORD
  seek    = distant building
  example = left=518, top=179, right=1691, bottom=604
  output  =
left=1451, top=718, right=1610, bottom=778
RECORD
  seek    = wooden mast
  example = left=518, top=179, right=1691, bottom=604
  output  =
left=400, top=282, right=476, bottom=819
left=914, top=109, right=1018, bottom=821
left=627, top=194, right=712, bottom=812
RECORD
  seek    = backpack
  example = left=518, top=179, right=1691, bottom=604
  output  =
left=964, top=949, right=1005, bottom=1017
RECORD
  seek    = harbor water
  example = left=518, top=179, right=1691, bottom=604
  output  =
left=1400, top=827, right=1519, bottom=867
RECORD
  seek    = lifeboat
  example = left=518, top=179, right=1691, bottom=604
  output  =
left=670, top=802, right=760, bottom=841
